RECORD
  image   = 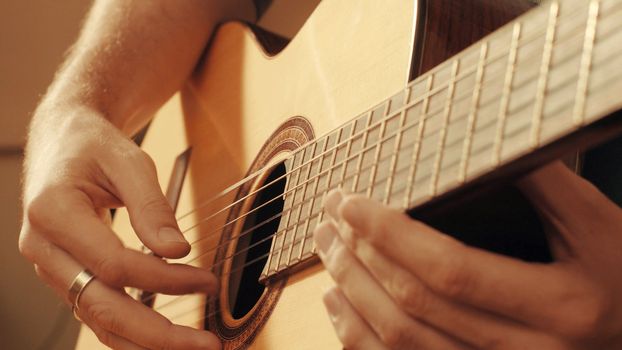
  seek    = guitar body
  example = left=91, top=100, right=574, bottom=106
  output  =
left=76, top=0, right=534, bottom=348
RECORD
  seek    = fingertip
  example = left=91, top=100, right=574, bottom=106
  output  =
left=313, top=221, right=338, bottom=255
left=179, top=325, right=222, bottom=350
left=323, top=286, right=343, bottom=319
left=153, top=227, right=191, bottom=258
left=204, top=272, right=220, bottom=296
left=323, top=189, right=345, bottom=219
left=337, top=194, right=367, bottom=227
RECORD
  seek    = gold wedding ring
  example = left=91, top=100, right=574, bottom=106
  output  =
left=68, top=269, right=95, bottom=312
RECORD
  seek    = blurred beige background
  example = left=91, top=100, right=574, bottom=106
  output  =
left=0, top=1, right=318, bottom=349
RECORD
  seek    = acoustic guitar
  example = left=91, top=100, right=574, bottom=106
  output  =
left=75, top=0, right=622, bottom=348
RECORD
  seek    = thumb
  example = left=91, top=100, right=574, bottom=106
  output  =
left=517, top=161, right=622, bottom=258
left=103, top=149, right=190, bottom=259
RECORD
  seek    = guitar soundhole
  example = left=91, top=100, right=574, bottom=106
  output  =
left=228, top=162, right=287, bottom=319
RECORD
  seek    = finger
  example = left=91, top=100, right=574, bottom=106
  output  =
left=323, top=287, right=390, bottom=350
left=314, top=222, right=471, bottom=350
left=518, top=161, right=622, bottom=254
left=328, top=224, right=568, bottom=350
left=21, top=221, right=218, bottom=294
left=24, top=231, right=221, bottom=350
left=75, top=308, right=151, bottom=350
left=331, top=192, right=597, bottom=336
left=100, top=146, right=190, bottom=258
left=79, top=281, right=221, bottom=350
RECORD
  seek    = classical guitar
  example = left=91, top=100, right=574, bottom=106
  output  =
left=75, top=0, right=622, bottom=348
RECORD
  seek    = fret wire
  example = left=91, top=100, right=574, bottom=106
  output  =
left=366, top=103, right=391, bottom=198
left=430, top=59, right=460, bottom=196
left=459, top=42, right=488, bottom=182
left=403, top=75, right=434, bottom=208
left=351, top=111, right=374, bottom=193
left=338, top=119, right=358, bottom=190
left=201, top=60, right=614, bottom=283
left=530, top=1, right=560, bottom=148
left=176, top=1, right=594, bottom=231
left=180, top=2, right=604, bottom=260
left=276, top=154, right=304, bottom=270
left=154, top=0, right=620, bottom=288
left=285, top=142, right=317, bottom=266
left=313, top=128, right=343, bottom=253
left=187, top=27, right=588, bottom=253
left=573, top=0, right=600, bottom=126
left=298, top=137, right=328, bottom=261
left=492, top=22, right=522, bottom=165
left=384, top=87, right=412, bottom=206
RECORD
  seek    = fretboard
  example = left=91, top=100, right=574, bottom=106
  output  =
left=261, top=0, right=622, bottom=281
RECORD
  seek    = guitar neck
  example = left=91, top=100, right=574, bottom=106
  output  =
left=261, top=0, right=622, bottom=281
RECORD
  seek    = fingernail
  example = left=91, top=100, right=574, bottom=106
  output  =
left=323, top=189, right=344, bottom=207
left=323, top=287, right=342, bottom=321
left=158, top=227, right=187, bottom=244
left=338, top=196, right=364, bottom=229
left=314, top=222, right=337, bottom=254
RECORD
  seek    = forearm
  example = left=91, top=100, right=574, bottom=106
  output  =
left=34, top=0, right=254, bottom=136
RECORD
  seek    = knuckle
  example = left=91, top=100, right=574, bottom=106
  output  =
left=92, top=328, right=114, bottom=348
left=397, top=279, right=430, bottom=317
left=557, top=288, right=610, bottom=339
left=369, top=210, right=394, bottom=244
left=377, top=321, right=410, bottom=349
left=25, top=188, right=57, bottom=228
left=434, top=245, right=473, bottom=297
left=131, top=148, right=156, bottom=171
left=18, top=231, right=37, bottom=261
left=336, top=319, right=363, bottom=349
left=328, top=245, right=354, bottom=284
left=480, top=334, right=511, bottom=350
left=25, top=184, right=77, bottom=230
left=94, top=255, right=127, bottom=286
left=155, top=324, right=177, bottom=350
left=87, top=302, right=123, bottom=335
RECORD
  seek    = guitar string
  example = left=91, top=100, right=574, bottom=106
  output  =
left=167, top=62, right=622, bottom=326
left=170, top=0, right=622, bottom=329
left=172, top=4, right=599, bottom=260
left=169, top=2, right=588, bottom=228
left=137, top=5, right=606, bottom=311
left=148, top=141, right=415, bottom=311
left=146, top=1, right=619, bottom=322
left=148, top=38, right=619, bottom=313
left=174, top=10, right=595, bottom=257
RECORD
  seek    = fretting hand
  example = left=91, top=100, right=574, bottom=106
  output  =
left=314, top=161, right=622, bottom=349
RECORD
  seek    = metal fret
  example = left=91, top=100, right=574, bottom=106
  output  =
left=430, top=60, right=460, bottom=196
left=458, top=41, right=488, bottom=183
left=338, top=119, right=359, bottom=190
left=275, top=151, right=305, bottom=271
left=403, top=75, right=434, bottom=208
left=298, top=137, right=329, bottom=260
left=366, top=103, right=391, bottom=199
left=458, top=42, right=488, bottom=182
left=530, top=1, right=560, bottom=147
left=264, top=157, right=294, bottom=274
left=492, top=22, right=522, bottom=165
left=351, top=111, right=373, bottom=193
left=313, top=128, right=342, bottom=254
left=383, top=87, right=411, bottom=206
left=285, top=142, right=317, bottom=266
left=573, top=0, right=600, bottom=125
